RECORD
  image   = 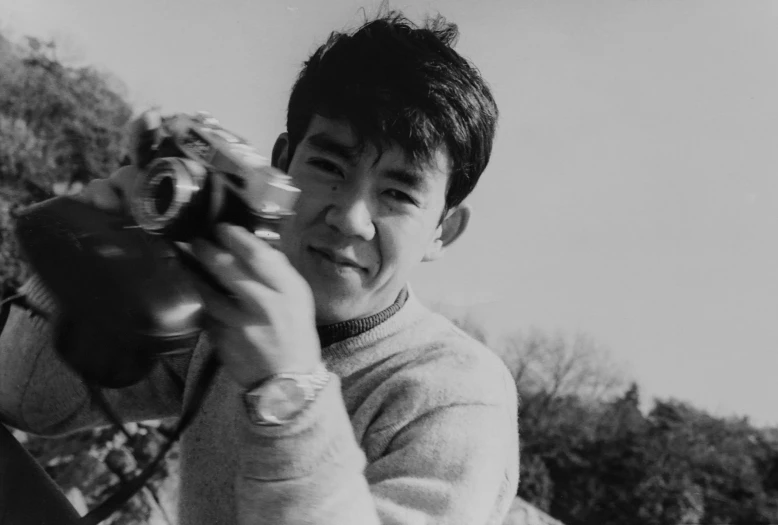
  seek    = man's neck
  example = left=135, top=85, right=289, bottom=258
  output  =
left=316, top=288, right=409, bottom=348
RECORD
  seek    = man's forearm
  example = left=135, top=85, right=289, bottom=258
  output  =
left=234, top=377, right=381, bottom=525
left=232, top=376, right=518, bottom=525
left=0, top=276, right=89, bottom=433
left=0, top=276, right=188, bottom=434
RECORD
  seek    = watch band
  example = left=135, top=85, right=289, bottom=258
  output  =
left=243, top=363, right=331, bottom=426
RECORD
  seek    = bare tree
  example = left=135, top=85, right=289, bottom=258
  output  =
left=514, top=329, right=625, bottom=401
left=435, top=303, right=626, bottom=399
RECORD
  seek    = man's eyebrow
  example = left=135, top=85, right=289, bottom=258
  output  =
left=385, top=168, right=429, bottom=190
left=304, top=133, right=359, bottom=164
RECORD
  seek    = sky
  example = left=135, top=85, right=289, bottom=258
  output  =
left=1, top=0, right=777, bottom=426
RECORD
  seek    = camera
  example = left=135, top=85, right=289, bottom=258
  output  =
left=129, top=111, right=299, bottom=244
left=13, top=111, right=300, bottom=388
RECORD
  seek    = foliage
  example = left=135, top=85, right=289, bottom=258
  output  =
left=441, top=307, right=778, bottom=525
left=0, top=31, right=171, bottom=523
left=0, top=34, right=132, bottom=292
left=16, top=421, right=179, bottom=524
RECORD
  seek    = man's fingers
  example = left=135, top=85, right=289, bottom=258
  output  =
left=110, top=165, right=143, bottom=208
left=77, top=166, right=142, bottom=214
left=128, top=109, right=162, bottom=167
left=192, top=276, right=253, bottom=327
left=213, top=223, right=297, bottom=292
left=79, top=179, right=123, bottom=212
left=191, top=237, right=277, bottom=315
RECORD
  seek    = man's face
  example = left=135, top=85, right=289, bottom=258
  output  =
left=276, top=115, right=453, bottom=324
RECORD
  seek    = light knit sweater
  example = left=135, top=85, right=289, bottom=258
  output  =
left=0, top=277, right=519, bottom=524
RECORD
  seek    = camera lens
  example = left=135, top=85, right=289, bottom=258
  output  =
left=153, top=174, right=175, bottom=215
left=131, top=157, right=206, bottom=235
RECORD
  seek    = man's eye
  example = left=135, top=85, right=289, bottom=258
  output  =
left=308, top=158, right=344, bottom=177
left=385, top=189, right=416, bottom=205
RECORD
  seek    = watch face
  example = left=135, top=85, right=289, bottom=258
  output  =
left=258, top=377, right=306, bottom=423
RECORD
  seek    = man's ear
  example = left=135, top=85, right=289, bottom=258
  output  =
left=272, top=133, right=290, bottom=172
left=422, top=204, right=471, bottom=262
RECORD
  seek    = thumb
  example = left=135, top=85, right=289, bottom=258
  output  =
left=128, top=108, right=163, bottom=168
left=111, top=165, right=143, bottom=210
left=76, top=165, right=142, bottom=215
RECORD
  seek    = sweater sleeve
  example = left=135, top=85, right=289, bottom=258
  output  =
left=232, top=343, right=519, bottom=525
left=0, top=276, right=191, bottom=436
left=234, top=375, right=381, bottom=524
left=365, top=401, right=518, bottom=525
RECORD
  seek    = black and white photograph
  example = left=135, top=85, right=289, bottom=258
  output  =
left=0, top=1, right=776, bottom=524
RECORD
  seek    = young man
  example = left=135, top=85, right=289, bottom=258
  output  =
left=0, top=10, right=518, bottom=525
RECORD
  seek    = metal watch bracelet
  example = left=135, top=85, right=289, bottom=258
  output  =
left=242, top=363, right=331, bottom=426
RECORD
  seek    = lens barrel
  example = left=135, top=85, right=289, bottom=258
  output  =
left=131, top=157, right=207, bottom=235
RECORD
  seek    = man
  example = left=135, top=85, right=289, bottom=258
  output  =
left=0, top=10, right=519, bottom=525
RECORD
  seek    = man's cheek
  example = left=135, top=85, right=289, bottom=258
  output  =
left=295, top=193, right=330, bottom=222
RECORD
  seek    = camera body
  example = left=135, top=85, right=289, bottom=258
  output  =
left=130, top=111, right=299, bottom=244
left=13, top=112, right=300, bottom=388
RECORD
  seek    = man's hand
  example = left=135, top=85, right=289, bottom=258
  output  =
left=75, top=165, right=140, bottom=215
left=191, top=223, right=322, bottom=388
left=75, top=109, right=160, bottom=214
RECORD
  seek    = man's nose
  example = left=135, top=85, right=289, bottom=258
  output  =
left=324, top=190, right=376, bottom=241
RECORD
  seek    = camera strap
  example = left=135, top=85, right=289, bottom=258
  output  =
left=79, top=352, right=220, bottom=525
left=0, top=290, right=51, bottom=327
left=1, top=290, right=221, bottom=524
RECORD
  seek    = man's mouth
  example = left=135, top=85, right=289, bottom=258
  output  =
left=309, top=247, right=365, bottom=271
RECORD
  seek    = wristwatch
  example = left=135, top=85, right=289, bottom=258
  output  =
left=242, top=363, right=331, bottom=426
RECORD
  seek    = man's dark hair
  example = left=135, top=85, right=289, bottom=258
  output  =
left=286, top=10, right=499, bottom=212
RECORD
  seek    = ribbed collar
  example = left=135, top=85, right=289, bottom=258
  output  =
left=316, top=287, right=409, bottom=348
